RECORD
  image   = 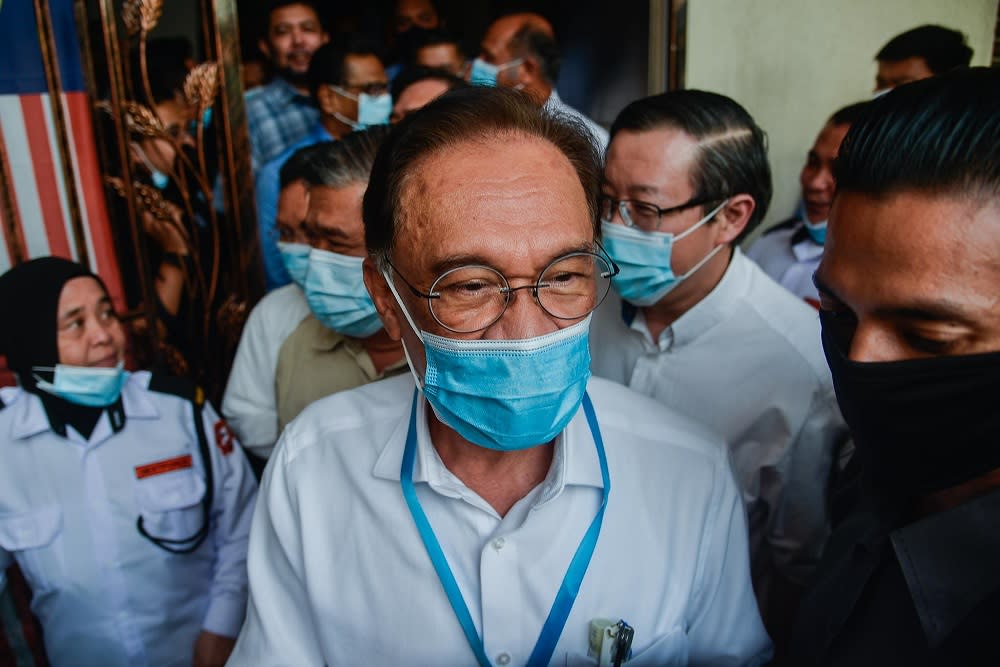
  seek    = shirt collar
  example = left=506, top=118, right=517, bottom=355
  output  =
left=891, top=488, right=1000, bottom=647
left=791, top=221, right=824, bottom=261
left=623, top=248, right=747, bottom=349
left=9, top=373, right=159, bottom=441
left=268, top=77, right=313, bottom=106
left=371, top=389, right=606, bottom=502
left=308, top=318, right=348, bottom=353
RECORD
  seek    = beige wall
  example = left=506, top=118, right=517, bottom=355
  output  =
left=683, top=0, right=998, bottom=241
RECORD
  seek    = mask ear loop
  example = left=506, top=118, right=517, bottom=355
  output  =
left=328, top=85, right=362, bottom=130
left=382, top=269, right=427, bottom=391
left=671, top=198, right=730, bottom=281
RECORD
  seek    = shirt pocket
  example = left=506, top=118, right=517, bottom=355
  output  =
left=562, top=626, right=688, bottom=667
left=0, top=506, right=64, bottom=591
left=133, top=468, right=208, bottom=544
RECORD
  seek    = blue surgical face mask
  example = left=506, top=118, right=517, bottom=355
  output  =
left=33, top=361, right=128, bottom=407
left=150, top=169, right=169, bottom=190
left=304, top=248, right=383, bottom=338
left=384, top=270, right=591, bottom=451
left=601, top=199, right=728, bottom=306
left=278, top=241, right=311, bottom=288
left=132, top=141, right=170, bottom=189
left=330, top=86, right=391, bottom=129
left=798, top=201, right=827, bottom=245
left=469, top=57, right=523, bottom=87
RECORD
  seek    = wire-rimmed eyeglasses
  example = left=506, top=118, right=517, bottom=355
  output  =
left=389, top=247, right=620, bottom=333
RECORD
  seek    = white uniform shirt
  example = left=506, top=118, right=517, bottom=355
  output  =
left=222, top=283, right=310, bottom=457
left=0, top=372, right=258, bottom=667
left=745, top=220, right=823, bottom=306
left=545, top=90, right=610, bottom=152
left=229, top=374, right=772, bottom=666
left=590, top=250, right=848, bottom=593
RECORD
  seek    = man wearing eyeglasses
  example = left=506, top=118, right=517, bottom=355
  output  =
left=229, top=88, right=771, bottom=665
left=254, top=38, right=390, bottom=291
left=590, top=91, right=849, bottom=646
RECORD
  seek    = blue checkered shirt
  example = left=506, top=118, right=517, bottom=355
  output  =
left=245, top=78, right=320, bottom=169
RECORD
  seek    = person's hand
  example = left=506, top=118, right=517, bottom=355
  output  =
left=192, top=629, right=236, bottom=667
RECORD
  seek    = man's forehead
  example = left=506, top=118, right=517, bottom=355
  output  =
left=269, top=3, right=320, bottom=29
left=397, top=135, right=586, bottom=228
left=344, top=54, right=385, bottom=81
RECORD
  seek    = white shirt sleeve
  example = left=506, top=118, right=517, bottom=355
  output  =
left=227, top=438, right=325, bottom=665
left=199, top=399, right=259, bottom=638
left=687, top=448, right=774, bottom=666
left=222, top=304, right=281, bottom=457
left=766, top=383, right=848, bottom=584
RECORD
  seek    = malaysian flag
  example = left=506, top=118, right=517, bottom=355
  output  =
left=0, top=0, right=124, bottom=303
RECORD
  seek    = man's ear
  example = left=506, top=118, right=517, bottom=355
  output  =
left=258, top=38, right=271, bottom=60
left=713, top=194, right=755, bottom=245
left=363, top=257, right=402, bottom=341
left=316, top=85, right=338, bottom=116
left=519, top=55, right=541, bottom=84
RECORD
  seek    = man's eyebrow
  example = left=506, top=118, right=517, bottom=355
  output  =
left=813, top=273, right=976, bottom=323
left=429, top=242, right=597, bottom=277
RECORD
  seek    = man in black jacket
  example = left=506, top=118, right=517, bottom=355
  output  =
left=792, top=66, right=1000, bottom=666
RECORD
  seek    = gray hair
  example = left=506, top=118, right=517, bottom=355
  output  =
left=305, top=126, right=392, bottom=190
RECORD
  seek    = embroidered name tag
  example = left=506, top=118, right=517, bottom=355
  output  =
left=135, top=454, right=194, bottom=479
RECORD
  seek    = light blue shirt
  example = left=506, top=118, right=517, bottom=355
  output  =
left=229, top=374, right=772, bottom=665
left=0, top=372, right=258, bottom=667
left=254, top=123, right=334, bottom=291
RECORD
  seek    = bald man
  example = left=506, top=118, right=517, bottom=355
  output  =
left=471, top=12, right=608, bottom=150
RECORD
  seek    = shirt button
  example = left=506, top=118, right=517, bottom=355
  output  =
left=492, top=537, right=506, bottom=551
left=496, top=652, right=511, bottom=665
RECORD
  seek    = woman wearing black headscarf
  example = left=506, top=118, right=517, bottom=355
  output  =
left=0, top=257, right=257, bottom=667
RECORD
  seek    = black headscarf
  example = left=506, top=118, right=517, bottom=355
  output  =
left=0, top=257, right=121, bottom=438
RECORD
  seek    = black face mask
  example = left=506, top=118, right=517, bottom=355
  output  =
left=820, top=311, right=1000, bottom=499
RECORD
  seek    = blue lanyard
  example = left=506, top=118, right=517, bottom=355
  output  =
left=400, top=389, right=610, bottom=667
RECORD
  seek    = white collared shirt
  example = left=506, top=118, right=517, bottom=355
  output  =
left=544, top=90, right=610, bottom=152
left=222, top=283, right=310, bottom=457
left=229, top=373, right=771, bottom=666
left=0, top=372, right=258, bottom=667
left=746, top=220, right=824, bottom=305
left=590, top=250, right=849, bottom=594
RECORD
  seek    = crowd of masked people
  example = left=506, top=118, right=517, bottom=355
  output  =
left=1, top=0, right=995, bottom=664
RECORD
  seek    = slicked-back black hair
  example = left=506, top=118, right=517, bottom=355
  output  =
left=834, top=67, right=1000, bottom=201
left=610, top=90, right=772, bottom=241
left=875, top=24, right=973, bottom=74
left=829, top=101, right=871, bottom=128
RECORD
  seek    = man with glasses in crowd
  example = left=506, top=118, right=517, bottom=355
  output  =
left=590, top=90, right=849, bottom=644
left=254, top=39, right=390, bottom=290
left=229, top=88, right=771, bottom=665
